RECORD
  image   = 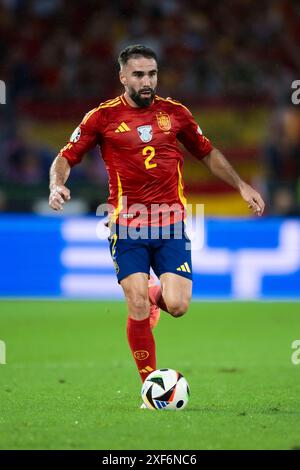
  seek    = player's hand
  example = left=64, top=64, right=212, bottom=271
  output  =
left=49, top=185, right=71, bottom=211
left=239, top=182, right=265, bottom=216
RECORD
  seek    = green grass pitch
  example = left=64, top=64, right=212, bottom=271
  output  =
left=0, top=300, right=300, bottom=450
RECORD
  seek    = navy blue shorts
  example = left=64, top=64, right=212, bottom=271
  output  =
left=108, top=222, right=192, bottom=283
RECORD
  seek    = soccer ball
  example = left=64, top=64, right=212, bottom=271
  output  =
left=141, top=368, right=190, bottom=410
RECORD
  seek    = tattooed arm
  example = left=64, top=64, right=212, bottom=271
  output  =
left=49, top=156, right=71, bottom=211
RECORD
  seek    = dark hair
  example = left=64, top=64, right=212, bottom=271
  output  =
left=118, top=45, right=158, bottom=68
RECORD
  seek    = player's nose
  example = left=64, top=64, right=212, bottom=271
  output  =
left=141, top=75, right=151, bottom=87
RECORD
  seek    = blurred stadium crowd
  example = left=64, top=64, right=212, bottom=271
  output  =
left=0, top=0, right=300, bottom=215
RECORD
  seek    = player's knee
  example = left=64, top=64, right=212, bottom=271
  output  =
left=126, top=291, right=149, bottom=315
left=167, top=300, right=189, bottom=318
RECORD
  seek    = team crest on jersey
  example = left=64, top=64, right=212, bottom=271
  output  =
left=70, top=126, right=81, bottom=143
left=156, top=112, right=171, bottom=131
left=137, top=125, right=153, bottom=143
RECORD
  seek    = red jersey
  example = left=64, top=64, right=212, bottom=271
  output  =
left=59, top=94, right=213, bottom=226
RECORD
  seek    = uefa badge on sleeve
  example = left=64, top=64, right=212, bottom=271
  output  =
left=70, top=126, right=81, bottom=143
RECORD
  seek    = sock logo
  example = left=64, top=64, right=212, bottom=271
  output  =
left=134, top=350, right=149, bottom=360
left=140, top=365, right=154, bottom=374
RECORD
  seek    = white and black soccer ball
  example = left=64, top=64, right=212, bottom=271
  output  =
left=141, top=369, right=190, bottom=410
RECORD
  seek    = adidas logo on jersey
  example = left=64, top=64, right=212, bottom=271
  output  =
left=115, top=122, right=131, bottom=133
left=176, top=262, right=191, bottom=273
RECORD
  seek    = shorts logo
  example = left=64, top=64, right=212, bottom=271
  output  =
left=176, top=262, right=191, bottom=273
left=70, top=126, right=81, bottom=143
left=134, top=350, right=149, bottom=360
left=137, top=125, right=153, bottom=143
left=156, top=112, right=171, bottom=131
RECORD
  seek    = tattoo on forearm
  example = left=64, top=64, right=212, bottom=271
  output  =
left=49, top=157, right=70, bottom=188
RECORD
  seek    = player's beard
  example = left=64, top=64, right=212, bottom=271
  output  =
left=129, top=87, right=155, bottom=108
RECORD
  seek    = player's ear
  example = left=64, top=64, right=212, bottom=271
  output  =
left=119, top=70, right=126, bottom=86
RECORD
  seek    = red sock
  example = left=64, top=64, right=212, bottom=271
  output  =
left=149, top=284, right=168, bottom=312
left=126, top=316, right=156, bottom=383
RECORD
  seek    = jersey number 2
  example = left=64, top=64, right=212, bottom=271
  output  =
left=143, top=146, right=157, bottom=169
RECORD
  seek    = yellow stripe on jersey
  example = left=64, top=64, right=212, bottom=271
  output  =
left=109, top=171, right=123, bottom=228
left=99, top=96, right=121, bottom=107
left=177, top=161, right=187, bottom=215
left=82, top=108, right=98, bottom=125
left=98, top=100, right=121, bottom=109
left=59, top=142, right=73, bottom=155
left=82, top=98, right=121, bottom=125
left=155, top=95, right=189, bottom=112
left=120, top=95, right=127, bottom=106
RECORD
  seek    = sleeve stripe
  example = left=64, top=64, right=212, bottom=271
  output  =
left=82, top=108, right=98, bottom=125
left=81, top=98, right=121, bottom=125
left=99, top=96, right=121, bottom=106
left=98, top=100, right=121, bottom=109
left=155, top=95, right=189, bottom=112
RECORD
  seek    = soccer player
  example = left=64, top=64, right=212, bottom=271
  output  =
left=49, top=45, right=265, bottom=392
